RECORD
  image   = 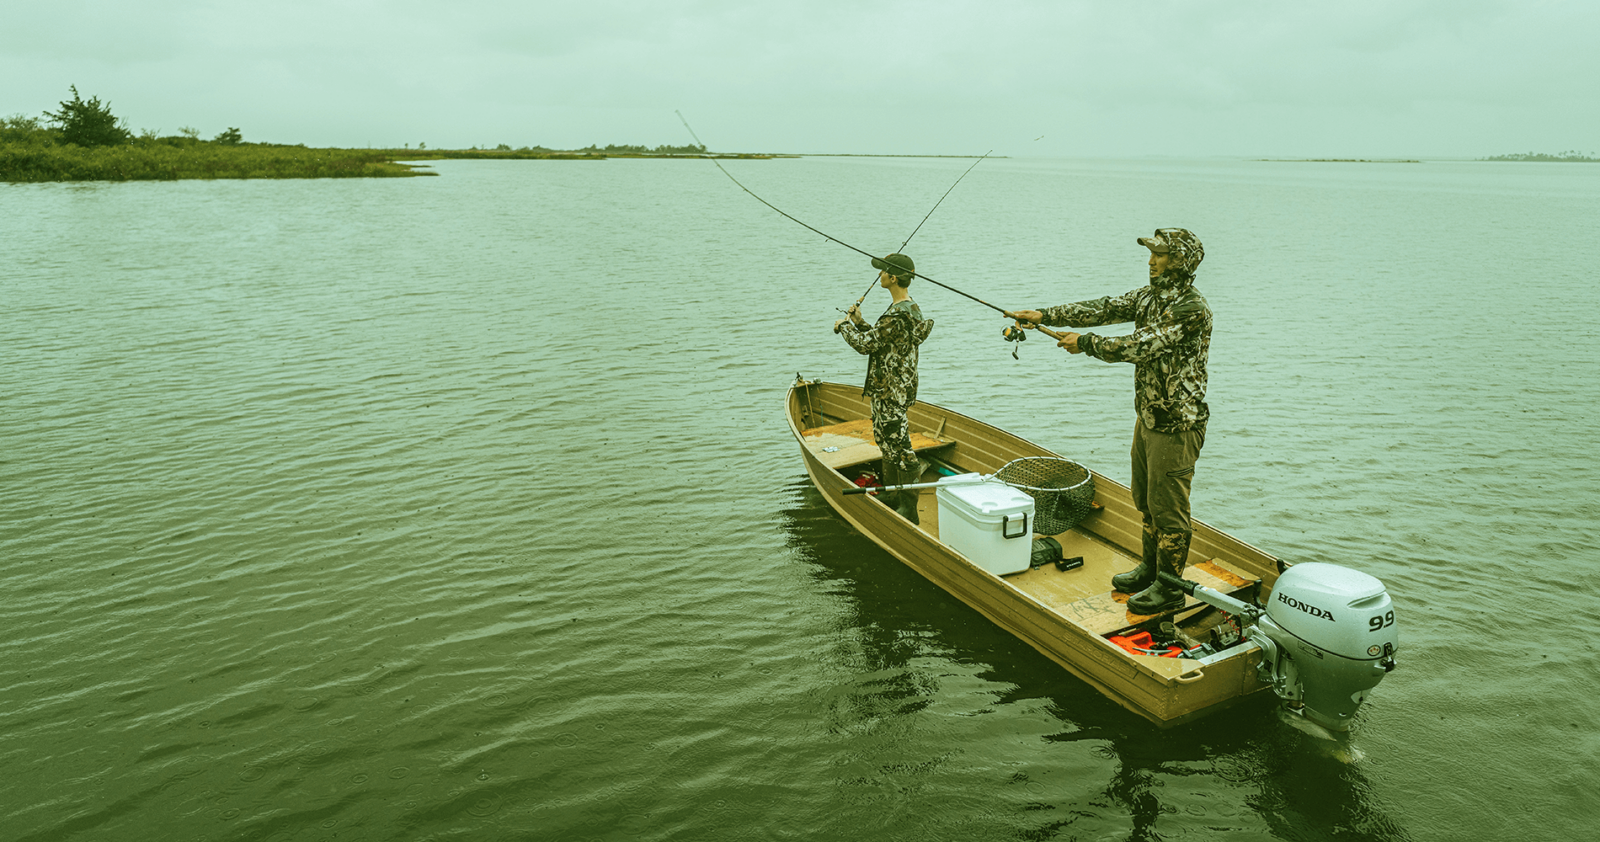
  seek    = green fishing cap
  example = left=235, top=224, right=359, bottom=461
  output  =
left=871, top=252, right=915, bottom=279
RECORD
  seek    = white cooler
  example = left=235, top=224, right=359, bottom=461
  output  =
left=936, top=474, right=1036, bottom=575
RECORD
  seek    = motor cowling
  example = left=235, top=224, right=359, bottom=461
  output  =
left=1251, top=562, right=1399, bottom=731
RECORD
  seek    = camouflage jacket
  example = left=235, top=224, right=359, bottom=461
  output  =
left=1039, top=277, right=1211, bottom=432
left=839, top=300, right=934, bottom=406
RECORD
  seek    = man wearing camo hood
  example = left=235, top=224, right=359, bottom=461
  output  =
left=836, top=253, right=935, bottom=525
left=1006, top=228, right=1211, bottom=614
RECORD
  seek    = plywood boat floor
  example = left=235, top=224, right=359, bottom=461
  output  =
left=1006, top=562, right=1257, bottom=637
left=908, top=489, right=1263, bottom=636
left=801, top=418, right=954, bottom=470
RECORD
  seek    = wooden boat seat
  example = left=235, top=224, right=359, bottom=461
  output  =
left=800, top=418, right=955, bottom=470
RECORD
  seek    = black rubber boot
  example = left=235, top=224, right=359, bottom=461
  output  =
left=891, top=460, right=921, bottom=525
left=1112, top=526, right=1159, bottom=593
left=877, top=463, right=905, bottom=520
left=1127, top=529, right=1191, bottom=615
left=873, top=464, right=896, bottom=509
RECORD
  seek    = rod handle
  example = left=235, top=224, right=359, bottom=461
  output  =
left=1005, top=315, right=1066, bottom=342
left=1158, top=571, right=1197, bottom=594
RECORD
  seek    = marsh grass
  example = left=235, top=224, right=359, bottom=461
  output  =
left=0, top=139, right=430, bottom=182
left=0, top=117, right=774, bottom=182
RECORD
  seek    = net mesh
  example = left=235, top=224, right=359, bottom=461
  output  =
left=994, top=457, right=1096, bottom=535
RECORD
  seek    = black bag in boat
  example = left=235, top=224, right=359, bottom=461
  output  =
left=1030, top=536, right=1063, bottom=569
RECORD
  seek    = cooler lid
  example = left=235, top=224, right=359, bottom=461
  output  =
left=936, top=477, right=1034, bottom=514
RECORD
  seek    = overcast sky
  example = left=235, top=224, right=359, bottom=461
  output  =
left=5, top=0, right=1596, bottom=157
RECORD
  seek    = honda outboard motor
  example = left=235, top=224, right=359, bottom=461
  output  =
left=1249, top=562, right=1399, bottom=731
left=1160, top=562, right=1398, bottom=731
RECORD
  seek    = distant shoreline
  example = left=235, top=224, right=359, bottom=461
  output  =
left=1479, top=152, right=1598, bottom=162
left=780, top=153, right=998, bottom=159
left=389, top=148, right=783, bottom=162
left=7, top=141, right=1592, bottom=183
left=1255, top=158, right=1421, bottom=164
left=390, top=150, right=998, bottom=161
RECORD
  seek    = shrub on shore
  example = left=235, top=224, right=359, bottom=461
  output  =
left=2, top=87, right=432, bottom=182
left=42, top=86, right=132, bottom=147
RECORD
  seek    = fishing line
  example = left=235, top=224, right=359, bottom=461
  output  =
left=676, top=111, right=883, bottom=265
left=675, top=112, right=1020, bottom=317
left=676, top=111, right=1067, bottom=357
left=850, top=150, right=991, bottom=308
left=899, top=152, right=989, bottom=252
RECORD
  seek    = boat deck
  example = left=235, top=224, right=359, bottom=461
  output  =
left=908, top=480, right=1257, bottom=633
left=801, top=415, right=1260, bottom=636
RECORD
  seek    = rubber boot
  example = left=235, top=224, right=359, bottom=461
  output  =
left=877, top=463, right=905, bottom=519
left=1112, top=526, right=1160, bottom=593
left=891, top=460, right=921, bottom=525
left=873, top=464, right=894, bottom=508
left=1127, top=529, right=1191, bottom=615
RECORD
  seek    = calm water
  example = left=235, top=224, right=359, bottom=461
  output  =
left=3, top=155, right=1598, bottom=841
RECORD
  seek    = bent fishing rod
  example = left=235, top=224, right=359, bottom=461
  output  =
left=676, top=112, right=1068, bottom=343
left=849, top=149, right=991, bottom=309
left=676, top=111, right=881, bottom=265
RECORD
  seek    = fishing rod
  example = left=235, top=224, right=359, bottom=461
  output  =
left=675, top=111, right=1069, bottom=344
left=676, top=111, right=882, bottom=264
left=849, top=150, right=991, bottom=309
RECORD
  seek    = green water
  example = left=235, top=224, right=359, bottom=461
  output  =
left=3, top=156, right=1597, bottom=840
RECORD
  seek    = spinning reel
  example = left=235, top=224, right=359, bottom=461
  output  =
left=1002, top=322, right=1029, bottom=358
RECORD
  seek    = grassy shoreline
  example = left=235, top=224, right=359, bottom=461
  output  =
left=0, top=139, right=781, bottom=182
left=0, top=142, right=431, bottom=182
left=1256, top=158, right=1421, bottom=164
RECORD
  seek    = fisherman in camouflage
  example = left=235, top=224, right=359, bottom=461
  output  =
left=1006, top=228, right=1211, bottom=613
left=835, top=253, right=935, bottom=524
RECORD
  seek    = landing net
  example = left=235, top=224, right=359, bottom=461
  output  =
left=995, top=457, right=1096, bottom=535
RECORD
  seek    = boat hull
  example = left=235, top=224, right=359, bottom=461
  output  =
left=788, top=379, right=1279, bottom=728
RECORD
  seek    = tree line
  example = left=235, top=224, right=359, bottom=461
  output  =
left=578, top=143, right=708, bottom=155
left=3, top=85, right=243, bottom=148
left=1481, top=150, right=1597, bottom=162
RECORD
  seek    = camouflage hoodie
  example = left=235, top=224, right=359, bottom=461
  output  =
left=1039, top=274, right=1211, bottom=432
left=839, top=300, right=934, bottom=406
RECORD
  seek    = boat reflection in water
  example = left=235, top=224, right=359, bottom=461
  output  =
left=777, top=476, right=1411, bottom=841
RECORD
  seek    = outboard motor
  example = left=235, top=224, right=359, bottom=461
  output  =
left=1250, top=563, right=1399, bottom=731
left=1160, top=562, right=1398, bottom=731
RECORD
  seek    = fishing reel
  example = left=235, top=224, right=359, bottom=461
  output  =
left=1002, top=322, right=1029, bottom=358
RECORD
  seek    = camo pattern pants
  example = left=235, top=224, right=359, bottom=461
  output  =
left=1130, top=419, right=1206, bottom=540
left=871, top=398, right=918, bottom=474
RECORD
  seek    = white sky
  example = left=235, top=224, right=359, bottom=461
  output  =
left=4, top=0, right=1596, bottom=157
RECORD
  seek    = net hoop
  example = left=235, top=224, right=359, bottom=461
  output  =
left=993, top=456, right=1096, bottom=535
